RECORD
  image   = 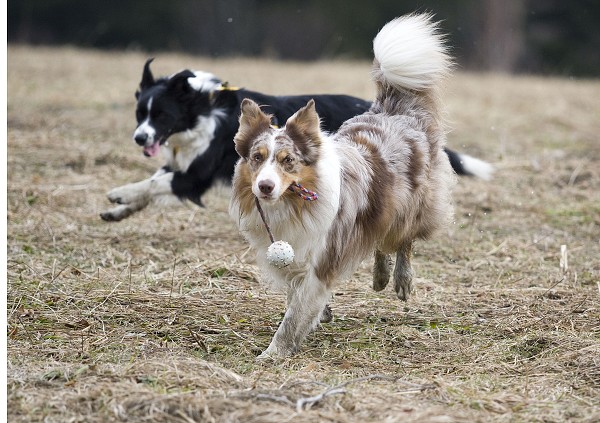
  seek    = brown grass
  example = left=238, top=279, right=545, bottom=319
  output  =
left=7, top=45, right=600, bottom=422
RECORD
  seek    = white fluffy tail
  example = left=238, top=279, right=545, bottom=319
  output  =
left=373, top=14, right=451, bottom=91
left=457, top=153, right=495, bottom=180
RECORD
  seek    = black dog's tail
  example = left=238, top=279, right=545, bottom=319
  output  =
left=445, top=147, right=494, bottom=180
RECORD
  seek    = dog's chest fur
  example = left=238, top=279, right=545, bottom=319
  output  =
left=162, top=115, right=220, bottom=172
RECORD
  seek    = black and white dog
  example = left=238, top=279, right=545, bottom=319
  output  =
left=100, top=59, right=493, bottom=221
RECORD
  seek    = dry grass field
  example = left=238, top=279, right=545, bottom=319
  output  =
left=7, top=46, right=600, bottom=422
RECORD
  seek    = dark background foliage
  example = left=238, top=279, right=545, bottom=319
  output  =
left=8, top=0, right=600, bottom=76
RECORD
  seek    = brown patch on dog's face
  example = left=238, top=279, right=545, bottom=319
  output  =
left=247, top=144, right=270, bottom=172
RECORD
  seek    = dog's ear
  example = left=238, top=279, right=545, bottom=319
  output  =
left=285, top=99, right=322, bottom=163
left=286, top=99, right=321, bottom=141
left=238, top=98, right=272, bottom=136
left=234, top=99, right=272, bottom=159
left=140, top=58, right=155, bottom=90
left=166, top=70, right=196, bottom=100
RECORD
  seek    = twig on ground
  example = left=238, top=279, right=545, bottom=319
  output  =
left=293, top=374, right=434, bottom=412
left=296, top=388, right=347, bottom=412
left=187, top=326, right=209, bottom=353
left=233, top=374, right=433, bottom=412
left=255, top=393, right=295, bottom=406
left=538, top=277, right=565, bottom=299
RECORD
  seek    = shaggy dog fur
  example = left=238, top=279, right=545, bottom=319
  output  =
left=229, top=14, right=456, bottom=358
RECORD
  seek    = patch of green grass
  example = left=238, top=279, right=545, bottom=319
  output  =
left=544, top=203, right=600, bottom=226
left=509, top=337, right=553, bottom=360
left=211, top=267, right=229, bottom=278
left=26, top=194, right=39, bottom=205
left=428, top=320, right=474, bottom=334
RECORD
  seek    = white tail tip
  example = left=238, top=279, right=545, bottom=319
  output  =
left=373, top=13, right=451, bottom=91
left=460, top=154, right=494, bottom=180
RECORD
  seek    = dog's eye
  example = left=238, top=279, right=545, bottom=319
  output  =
left=283, top=156, right=293, bottom=164
left=253, top=153, right=263, bottom=162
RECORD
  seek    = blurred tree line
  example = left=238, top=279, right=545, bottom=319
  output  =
left=8, top=0, right=600, bottom=76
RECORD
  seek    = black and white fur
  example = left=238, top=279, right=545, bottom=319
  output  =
left=100, top=59, right=493, bottom=222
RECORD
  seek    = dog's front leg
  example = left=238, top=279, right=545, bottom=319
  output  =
left=106, top=168, right=170, bottom=205
left=102, top=178, right=154, bottom=221
left=258, top=276, right=330, bottom=359
left=101, top=169, right=174, bottom=221
left=106, top=179, right=152, bottom=206
left=100, top=202, right=148, bottom=221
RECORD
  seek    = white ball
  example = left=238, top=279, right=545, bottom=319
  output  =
left=266, top=241, right=295, bottom=268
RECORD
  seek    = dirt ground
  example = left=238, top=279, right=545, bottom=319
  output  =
left=7, top=46, right=600, bottom=422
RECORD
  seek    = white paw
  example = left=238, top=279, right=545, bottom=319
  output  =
left=255, top=351, right=276, bottom=362
left=107, top=182, right=148, bottom=205
left=255, top=341, right=297, bottom=361
left=255, top=343, right=279, bottom=361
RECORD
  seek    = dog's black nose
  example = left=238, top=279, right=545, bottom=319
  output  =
left=258, top=180, right=275, bottom=194
left=134, top=133, right=148, bottom=146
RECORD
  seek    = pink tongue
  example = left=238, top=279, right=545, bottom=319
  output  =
left=143, top=141, right=161, bottom=157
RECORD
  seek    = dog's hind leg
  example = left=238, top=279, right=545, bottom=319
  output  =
left=393, top=241, right=414, bottom=301
left=258, top=276, right=330, bottom=359
left=373, top=250, right=393, bottom=291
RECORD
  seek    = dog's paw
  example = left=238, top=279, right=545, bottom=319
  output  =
left=107, top=183, right=147, bottom=205
left=396, top=282, right=413, bottom=301
left=100, top=205, right=137, bottom=222
left=373, top=251, right=393, bottom=291
left=255, top=342, right=297, bottom=361
left=319, top=304, right=333, bottom=323
left=107, top=187, right=124, bottom=204
left=394, top=267, right=414, bottom=301
left=255, top=350, right=278, bottom=362
left=100, top=211, right=120, bottom=222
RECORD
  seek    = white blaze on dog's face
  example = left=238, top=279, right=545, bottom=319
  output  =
left=234, top=99, right=322, bottom=202
left=133, top=97, right=161, bottom=155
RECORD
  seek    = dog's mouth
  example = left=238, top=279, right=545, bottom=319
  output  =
left=143, top=141, right=161, bottom=157
left=143, top=136, right=169, bottom=157
left=258, top=193, right=276, bottom=201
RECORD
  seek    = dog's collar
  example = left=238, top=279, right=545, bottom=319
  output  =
left=214, top=82, right=240, bottom=92
left=209, top=82, right=241, bottom=102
